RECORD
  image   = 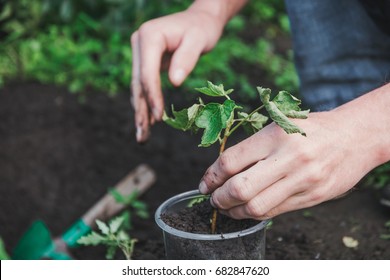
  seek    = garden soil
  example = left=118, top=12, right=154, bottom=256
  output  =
left=0, top=82, right=389, bottom=260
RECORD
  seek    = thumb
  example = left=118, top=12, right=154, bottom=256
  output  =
left=168, top=34, right=205, bottom=86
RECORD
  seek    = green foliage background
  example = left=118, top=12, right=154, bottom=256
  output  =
left=0, top=0, right=298, bottom=100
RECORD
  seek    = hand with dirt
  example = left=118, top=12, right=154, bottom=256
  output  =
left=199, top=84, right=390, bottom=220
left=130, top=0, right=248, bottom=142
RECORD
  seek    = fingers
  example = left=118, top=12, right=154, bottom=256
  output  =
left=130, top=10, right=223, bottom=143
left=131, top=32, right=150, bottom=143
left=138, top=26, right=166, bottom=121
left=210, top=155, right=288, bottom=210
left=218, top=174, right=307, bottom=220
left=131, top=26, right=167, bottom=142
left=168, top=31, right=205, bottom=86
left=199, top=125, right=284, bottom=194
left=131, top=22, right=207, bottom=143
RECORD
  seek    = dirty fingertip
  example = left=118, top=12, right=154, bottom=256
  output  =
left=136, top=126, right=149, bottom=143
left=210, top=194, right=216, bottom=208
left=136, top=126, right=143, bottom=142
left=199, top=180, right=209, bottom=194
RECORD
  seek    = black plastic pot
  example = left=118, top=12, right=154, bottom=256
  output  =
left=155, top=190, right=270, bottom=260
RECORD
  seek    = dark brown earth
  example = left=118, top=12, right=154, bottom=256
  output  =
left=0, top=82, right=389, bottom=260
left=161, top=199, right=259, bottom=234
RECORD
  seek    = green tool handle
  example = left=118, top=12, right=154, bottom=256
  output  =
left=62, top=164, right=156, bottom=248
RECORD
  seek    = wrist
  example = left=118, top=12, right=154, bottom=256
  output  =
left=333, top=83, right=390, bottom=168
left=188, top=0, right=248, bottom=26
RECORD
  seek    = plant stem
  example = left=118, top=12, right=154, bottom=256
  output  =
left=227, top=105, right=264, bottom=137
left=210, top=105, right=264, bottom=234
left=211, top=124, right=232, bottom=234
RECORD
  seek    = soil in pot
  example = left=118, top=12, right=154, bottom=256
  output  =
left=160, top=198, right=267, bottom=260
left=161, top=199, right=258, bottom=235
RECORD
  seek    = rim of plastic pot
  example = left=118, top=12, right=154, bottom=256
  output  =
left=155, top=189, right=270, bottom=241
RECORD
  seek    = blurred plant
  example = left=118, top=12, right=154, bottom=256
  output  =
left=380, top=220, right=390, bottom=240
left=78, top=216, right=137, bottom=260
left=109, top=188, right=149, bottom=230
left=302, top=210, right=313, bottom=218
left=364, top=161, right=390, bottom=190
left=77, top=189, right=148, bottom=259
left=0, top=237, right=10, bottom=260
left=0, top=0, right=297, bottom=102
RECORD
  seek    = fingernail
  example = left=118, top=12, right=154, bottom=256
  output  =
left=136, top=126, right=143, bottom=142
left=210, top=194, right=216, bottom=208
left=199, top=180, right=209, bottom=194
left=171, top=69, right=185, bottom=85
left=152, top=107, right=161, bottom=120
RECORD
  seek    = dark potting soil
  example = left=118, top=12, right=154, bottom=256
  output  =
left=160, top=200, right=266, bottom=259
left=161, top=200, right=258, bottom=234
left=1, top=82, right=390, bottom=260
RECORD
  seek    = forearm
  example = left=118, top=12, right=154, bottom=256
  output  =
left=188, top=0, right=248, bottom=26
left=333, top=83, right=390, bottom=168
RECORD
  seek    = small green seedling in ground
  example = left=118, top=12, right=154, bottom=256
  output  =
left=78, top=216, right=137, bottom=260
left=0, top=237, right=10, bottom=260
left=78, top=190, right=149, bottom=259
left=380, top=220, right=390, bottom=240
left=302, top=210, right=314, bottom=218
left=109, top=189, right=149, bottom=230
left=164, top=81, right=309, bottom=233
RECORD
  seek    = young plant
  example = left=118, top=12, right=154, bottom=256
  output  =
left=77, top=190, right=149, bottom=259
left=164, top=81, right=309, bottom=233
left=78, top=216, right=137, bottom=260
left=109, top=188, right=149, bottom=230
left=380, top=220, right=390, bottom=240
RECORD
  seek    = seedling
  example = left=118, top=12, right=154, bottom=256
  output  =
left=380, top=220, right=390, bottom=240
left=109, top=188, right=149, bottom=230
left=78, top=190, right=149, bottom=259
left=78, top=216, right=137, bottom=260
left=164, top=81, right=309, bottom=233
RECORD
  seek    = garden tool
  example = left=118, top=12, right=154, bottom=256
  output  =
left=12, top=164, right=156, bottom=260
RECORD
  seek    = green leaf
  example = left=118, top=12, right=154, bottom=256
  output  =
left=77, top=232, right=106, bottom=246
left=117, top=231, right=130, bottom=242
left=195, top=100, right=238, bottom=147
left=96, top=220, right=110, bottom=235
left=380, top=234, right=390, bottom=240
left=221, top=99, right=240, bottom=126
left=258, top=87, right=307, bottom=136
left=136, top=209, right=149, bottom=219
left=109, top=216, right=124, bottom=234
left=132, top=200, right=148, bottom=210
left=238, top=112, right=268, bottom=135
left=105, top=245, right=117, bottom=259
left=120, top=211, right=132, bottom=230
left=195, top=81, right=233, bottom=98
left=109, top=188, right=140, bottom=206
left=273, top=91, right=310, bottom=119
left=187, top=195, right=210, bottom=207
left=109, top=188, right=127, bottom=204
left=163, top=104, right=201, bottom=131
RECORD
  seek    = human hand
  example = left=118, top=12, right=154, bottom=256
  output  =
left=198, top=111, right=379, bottom=220
left=131, top=9, right=225, bottom=143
